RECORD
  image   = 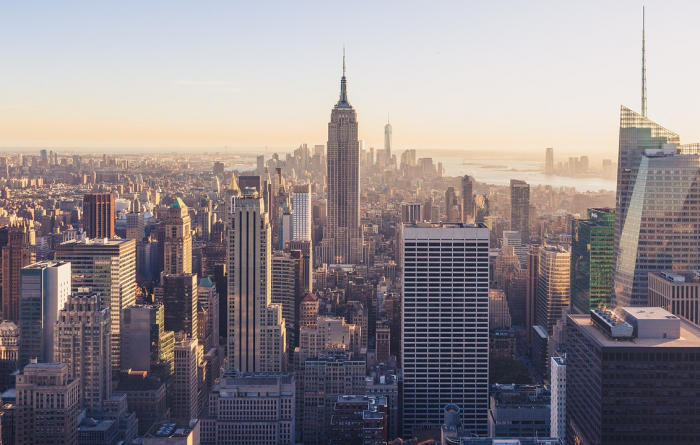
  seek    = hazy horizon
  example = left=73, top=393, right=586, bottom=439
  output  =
left=2, top=1, right=699, bottom=156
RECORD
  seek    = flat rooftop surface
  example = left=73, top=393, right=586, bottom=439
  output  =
left=569, top=313, right=700, bottom=348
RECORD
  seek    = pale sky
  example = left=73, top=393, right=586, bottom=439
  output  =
left=1, top=1, right=699, bottom=157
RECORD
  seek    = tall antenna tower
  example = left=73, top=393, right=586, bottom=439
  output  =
left=641, top=7, right=647, bottom=117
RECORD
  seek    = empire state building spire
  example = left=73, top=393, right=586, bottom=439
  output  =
left=641, top=6, right=647, bottom=117
left=336, top=47, right=352, bottom=109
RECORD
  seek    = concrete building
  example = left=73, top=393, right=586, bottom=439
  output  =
left=272, top=252, right=300, bottom=359
left=299, top=293, right=319, bottom=328
left=200, top=371, right=295, bottom=445
left=400, top=202, right=422, bottom=224
left=550, top=356, right=566, bottom=441
left=55, top=291, right=111, bottom=410
left=286, top=240, right=313, bottom=293
left=161, top=273, right=198, bottom=338
left=488, top=384, right=550, bottom=438
left=172, top=335, right=200, bottom=420
left=115, top=371, right=169, bottom=435
left=567, top=307, right=700, bottom=444
left=525, top=245, right=540, bottom=345
left=297, top=316, right=362, bottom=363
left=401, top=222, right=490, bottom=437
left=227, top=185, right=287, bottom=372
left=121, top=304, right=174, bottom=381
left=461, top=175, right=474, bottom=223
left=329, top=395, right=388, bottom=445
left=15, top=363, right=80, bottom=445
left=510, top=180, right=530, bottom=244
left=2, top=222, right=36, bottom=322
left=292, top=184, right=312, bottom=241
left=197, top=277, right=219, bottom=351
left=82, top=193, right=115, bottom=239
left=19, top=261, right=71, bottom=366
left=301, top=352, right=366, bottom=445
left=536, top=246, right=570, bottom=336
left=648, top=271, right=700, bottom=326
left=375, top=321, right=391, bottom=364
left=0, top=321, right=19, bottom=391
left=126, top=212, right=145, bottom=242
left=321, top=55, right=363, bottom=265
left=55, top=238, right=136, bottom=371
left=163, top=198, right=192, bottom=275
left=489, top=289, right=512, bottom=329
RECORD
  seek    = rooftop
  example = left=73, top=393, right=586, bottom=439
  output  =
left=169, top=197, right=186, bottom=209
left=569, top=310, right=700, bottom=348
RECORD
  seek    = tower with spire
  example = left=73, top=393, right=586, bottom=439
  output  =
left=321, top=49, right=364, bottom=264
left=385, top=114, right=393, bottom=165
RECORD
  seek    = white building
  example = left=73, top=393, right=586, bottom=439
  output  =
left=401, top=222, right=490, bottom=437
left=292, top=184, right=312, bottom=241
left=550, top=356, right=566, bottom=440
left=200, top=371, right=295, bottom=445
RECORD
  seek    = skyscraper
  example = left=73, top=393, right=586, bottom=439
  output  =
left=292, top=184, right=312, bottom=241
left=126, top=211, right=145, bottom=242
left=19, top=261, right=71, bottom=367
left=461, top=175, right=474, bottom=223
left=536, top=245, right=570, bottom=336
left=510, top=179, right=530, bottom=244
left=526, top=246, right=541, bottom=345
left=16, top=363, right=80, bottom=445
left=322, top=52, right=363, bottom=264
left=55, top=291, right=112, bottom=411
left=2, top=222, right=36, bottom=322
left=612, top=107, right=700, bottom=307
left=571, top=208, right=615, bottom=314
left=545, top=147, right=554, bottom=175
left=55, top=238, right=136, bottom=372
left=163, top=198, right=192, bottom=275
left=227, top=182, right=287, bottom=372
left=384, top=117, right=392, bottom=163
left=567, top=307, right=700, bottom=444
left=161, top=273, right=198, bottom=338
left=401, top=222, right=490, bottom=437
left=83, top=193, right=115, bottom=239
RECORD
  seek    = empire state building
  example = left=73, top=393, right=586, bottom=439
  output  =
left=322, top=54, right=363, bottom=264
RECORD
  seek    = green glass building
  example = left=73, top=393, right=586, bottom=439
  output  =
left=571, top=208, right=615, bottom=314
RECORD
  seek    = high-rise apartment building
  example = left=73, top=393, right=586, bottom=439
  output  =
left=545, top=147, right=554, bottom=175
left=322, top=54, right=363, bottom=264
left=19, top=261, right=71, bottom=366
left=227, top=185, right=287, bottom=372
left=2, top=222, right=36, bottom=322
left=292, top=184, right=312, bottom=241
left=55, top=291, right=112, bottom=410
left=571, top=208, right=615, bottom=314
left=401, top=222, right=490, bottom=437
left=15, top=363, right=80, bottom=445
left=82, top=193, right=115, bottom=239
left=161, top=273, right=198, bottom=338
left=648, top=271, right=700, bottom=327
left=510, top=179, right=530, bottom=244
left=567, top=307, right=700, bottom=444
left=163, top=198, right=192, bottom=275
left=613, top=107, right=700, bottom=307
left=536, top=246, right=570, bottom=335
left=200, top=371, right=295, bottom=445
left=55, top=238, right=136, bottom=371
left=461, top=175, right=474, bottom=223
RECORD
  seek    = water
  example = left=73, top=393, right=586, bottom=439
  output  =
left=432, top=153, right=616, bottom=192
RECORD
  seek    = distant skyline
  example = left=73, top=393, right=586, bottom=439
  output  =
left=2, top=1, right=700, bottom=157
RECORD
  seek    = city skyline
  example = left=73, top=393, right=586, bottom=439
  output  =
left=2, top=2, right=700, bottom=156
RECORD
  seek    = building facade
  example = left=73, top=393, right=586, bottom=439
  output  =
left=163, top=198, right=193, bottom=275
left=401, top=222, right=490, bottom=437
left=83, top=193, right=115, bottom=239
left=509, top=180, right=530, bottom=244
left=536, top=246, right=570, bottom=336
left=648, top=271, right=700, bottom=327
left=2, top=223, right=36, bottom=322
left=570, top=208, right=615, bottom=314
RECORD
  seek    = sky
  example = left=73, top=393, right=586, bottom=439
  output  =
left=1, top=1, right=699, bottom=158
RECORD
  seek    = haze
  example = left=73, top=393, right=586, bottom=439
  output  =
left=1, top=1, right=699, bottom=158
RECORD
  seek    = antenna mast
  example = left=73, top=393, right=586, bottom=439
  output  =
left=642, top=7, right=647, bottom=118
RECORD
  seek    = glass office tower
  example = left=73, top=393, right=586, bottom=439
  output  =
left=613, top=106, right=700, bottom=307
left=571, top=208, right=615, bottom=314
